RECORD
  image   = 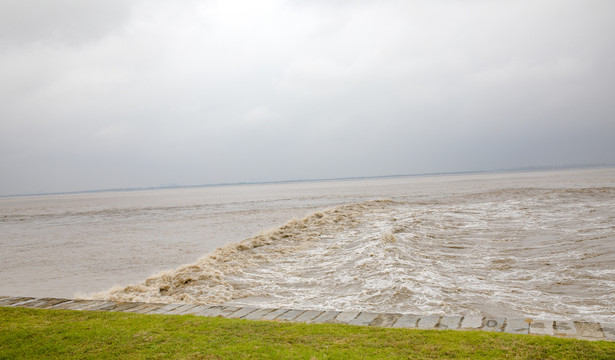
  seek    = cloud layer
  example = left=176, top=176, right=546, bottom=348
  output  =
left=1, top=0, right=614, bottom=194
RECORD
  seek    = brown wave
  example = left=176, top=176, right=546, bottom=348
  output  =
left=85, top=200, right=394, bottom=304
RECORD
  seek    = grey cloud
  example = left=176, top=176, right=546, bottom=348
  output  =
left=1, top=0, right=614, bottom=195
left=0, top=0, right=136, bottom=47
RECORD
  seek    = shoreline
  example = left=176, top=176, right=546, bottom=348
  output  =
left=2, top=296, right=613, bottom=342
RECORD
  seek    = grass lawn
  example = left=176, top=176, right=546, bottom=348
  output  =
left=1, top=307, right=614, bottom=359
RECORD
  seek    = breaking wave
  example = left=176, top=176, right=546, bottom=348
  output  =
left=89, top=200, right=392, bottom=304
left=88, top=188, right=615, bottom=322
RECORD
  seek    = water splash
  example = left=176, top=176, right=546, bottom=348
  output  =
left=88, top=188, right=615, bottom=322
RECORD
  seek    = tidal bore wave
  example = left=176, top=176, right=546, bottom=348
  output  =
left=90, top=188, right=615, bottom=322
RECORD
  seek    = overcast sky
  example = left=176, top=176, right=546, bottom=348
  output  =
left=1, top=0, right=614, bottom=195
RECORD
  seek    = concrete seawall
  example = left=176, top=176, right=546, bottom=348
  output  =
left=2, top=296, right=613, bottom=342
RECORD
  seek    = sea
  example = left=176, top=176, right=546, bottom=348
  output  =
left=1, top=167, right=614, bottom=322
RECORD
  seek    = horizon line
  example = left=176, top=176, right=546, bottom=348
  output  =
left=1, top=162, right=613, bottom=198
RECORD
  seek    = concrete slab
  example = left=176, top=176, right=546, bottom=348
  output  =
left=483, top=318, right=506, bottom=332
left=195, top=306, right=225, bottom=317
left=392, top=314, right=420, bottom=328
left=115, top=303, right=147, bottom=313
left=13, top=298, right=43, bottom=307
left=3, top=297, right=35, bottom=306
left=601, top=323, right=615, bottom=341
left=574, top=322, right=605, bottom=341
left=348, top=312, right=379, bottom=326
left=12, top=298, right=48, bottom=308
left=79, top=301, right=112, bottom=311
left=529, top=320, right=554, bottom=336
left=439, top=316, right=462, bottom=330
left=45, top=300, right=77, bottom=309
left=38, top=298, right=73, bottom=309
left=89, top=302, right=129, bottom=312
left=31, top=297, right=68, bottom=308
left=335, top=311, right=360, bottom=324
left=148, top=303, right=185, bottom=314
left=294, top=310, right=324, bottom=323
left=122, top=303, right=166, bottom=314
left=554, top=321, right=576, bottom=337
left=179, top=305, right=213, bottom=315
left=81, top=301, right=117, bottom=311
left=0, top=297, right=18, bottom=305
left=105, top=302, right=144, bottom=312
left=2, top=297, right=611, bottom=342
left=309, top=311, right=341, bottom=324
left=52, top=300, right=106, bottom=311
left=370, top=313, right=401, bottom=328
left=216, top=306, right=243, bottom=318
left=276, top=309, right=306, bottom=321
left=505, top=318, right=530, bottom=335
left=260, top=308, right=291, bottom=321
left=21, top=298, right=62, bottom=308
left=170, top=304, right=198, bottom=314
left=236, top=308, right=274, bottom=320
left=0, top=297, right=24, bottom=305
left=460, top=316, right=483, bottom=330
left=242, top=308, right=276, bottom=320
left=165, top=304, right=200, bottom=315
left=227, top=307, right=259, bottom=319
left=117, top=303, right=146, bottom=313
left=418, top=315, right=441, bottom=329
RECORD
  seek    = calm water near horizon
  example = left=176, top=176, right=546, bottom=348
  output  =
left=1, top=168, right=614, bottom=322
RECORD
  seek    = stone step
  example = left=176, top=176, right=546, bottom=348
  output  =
left=1, top=296, right=611, bottom=342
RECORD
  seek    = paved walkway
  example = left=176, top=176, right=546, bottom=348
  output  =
left=2, top=296, right=613, bottom=342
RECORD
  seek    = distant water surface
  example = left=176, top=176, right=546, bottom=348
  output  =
left=1, top=168, right=614, bottom=322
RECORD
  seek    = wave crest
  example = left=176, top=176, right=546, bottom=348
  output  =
left=86, top=200, right=393, bottom=304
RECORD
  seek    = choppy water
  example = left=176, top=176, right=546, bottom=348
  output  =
left=1, top=168, right=614, bottom=322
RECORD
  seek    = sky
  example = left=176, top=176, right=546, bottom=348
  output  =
left=1, top=0, right=614, bottom=195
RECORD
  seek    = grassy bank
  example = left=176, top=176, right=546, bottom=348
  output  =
left=1, top=307, right=614, bottom=359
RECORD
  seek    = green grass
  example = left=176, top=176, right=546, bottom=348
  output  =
left=1, top=307, right=614, bottom=359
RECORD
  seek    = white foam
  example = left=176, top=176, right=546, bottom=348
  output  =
left=85, top=188, right=615, bottom=322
